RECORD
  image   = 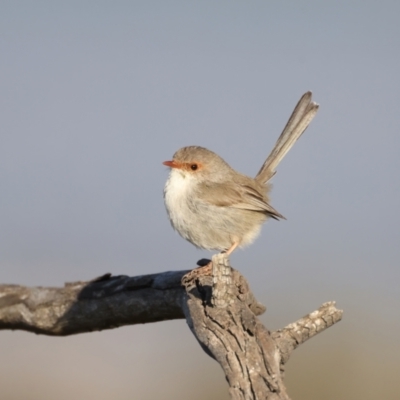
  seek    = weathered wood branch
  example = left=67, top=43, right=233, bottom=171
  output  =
left=0, top=267, right=265, bottom=336
left=0, top=256, right=342, bottom=399
left=0, top=271, right=190, bottom=335
left=271, top=301, right=343, bottom=365
left=181, top=254, right=342, bottom=399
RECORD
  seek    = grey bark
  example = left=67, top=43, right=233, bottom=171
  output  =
left=0, top=271, right=189, bottom=335
left=181, top=254, right=342, bottom=399
left=0, top=256, right=342, bottom=399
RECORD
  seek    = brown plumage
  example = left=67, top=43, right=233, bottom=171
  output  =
left=163, top=92, right=319, bottom=255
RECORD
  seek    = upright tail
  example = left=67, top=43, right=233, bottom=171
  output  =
left=255, top=91, right=319, bottom=184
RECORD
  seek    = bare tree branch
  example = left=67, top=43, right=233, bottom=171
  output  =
left=272, top=301, right=343, bottom=364
left=0, top=271, right=189, bottom=335
left=182, top=254, right=289, bottom=399
left=180, top=254, right=342, bottom=399
left=0, top=266, right=267, bottom=336
left=0, top=257, right=343, bottom=399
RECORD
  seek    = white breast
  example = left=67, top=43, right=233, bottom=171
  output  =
left=163, top=169, right=196, bottom=240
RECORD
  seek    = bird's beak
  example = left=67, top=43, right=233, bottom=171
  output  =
left=163, top=160, right=181, bottom=169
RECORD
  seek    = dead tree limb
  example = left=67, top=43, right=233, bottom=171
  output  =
left=0, top=255, right=342, bottom=399
left=0, top=271, right=192, bottom=335
left=181, top=254, right=342, bottom=399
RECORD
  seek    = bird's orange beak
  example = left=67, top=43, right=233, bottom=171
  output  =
left=163, top=160, right=181, bottom=169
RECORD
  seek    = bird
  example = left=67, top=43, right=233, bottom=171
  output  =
left=163, top=92, right=319, bottom=256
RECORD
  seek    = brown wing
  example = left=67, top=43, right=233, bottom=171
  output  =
left=195, top=181, right=285, bottom=220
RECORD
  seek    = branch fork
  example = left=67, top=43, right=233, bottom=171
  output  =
left=181, top=254, right=342, bottom=399
left=0, top=255, right=343, bottom=399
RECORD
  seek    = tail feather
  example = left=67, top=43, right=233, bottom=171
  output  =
left=255, top=91, right=319, bottom=184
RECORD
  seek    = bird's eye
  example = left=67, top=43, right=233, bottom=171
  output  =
left=190, top=164, right=198, bottom=171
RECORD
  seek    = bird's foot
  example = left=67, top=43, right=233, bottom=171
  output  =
left=181, top=259, right=212, bottom=287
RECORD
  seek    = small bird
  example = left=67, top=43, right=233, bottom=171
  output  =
left=163, top=92, right=319, bottom=255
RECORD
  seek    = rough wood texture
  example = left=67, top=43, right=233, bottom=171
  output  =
left=181, top=254, right=342, bottom=400
left=0, top=271, right=190, bottom=335
left=272, top=301, right=343, bottom=365
left=0, top=257, right=343, bottom=399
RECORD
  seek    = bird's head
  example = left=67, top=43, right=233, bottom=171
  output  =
left=163, top=146, right=232, bottom=183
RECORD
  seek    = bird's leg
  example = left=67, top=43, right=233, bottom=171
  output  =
left=186, top=242, right=239, bottom=283
left=224, top=241, right=239, bottom=256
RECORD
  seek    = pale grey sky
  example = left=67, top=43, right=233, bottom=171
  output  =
left=1, top=2, right=399, bottom=399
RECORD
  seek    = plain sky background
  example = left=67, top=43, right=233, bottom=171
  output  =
left=1, top=2, right=399, bottom=399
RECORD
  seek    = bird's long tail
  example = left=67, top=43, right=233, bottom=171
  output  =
left=255, top=91, right=319, bottom=184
